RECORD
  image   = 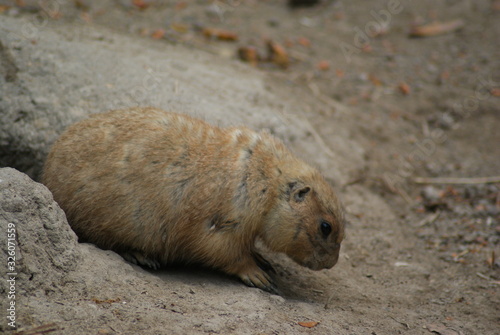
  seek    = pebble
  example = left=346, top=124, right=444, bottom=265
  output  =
left=421, top=186, right=441, bottom=202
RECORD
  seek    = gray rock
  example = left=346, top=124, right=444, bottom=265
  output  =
left=0, top=167, right=81, bottom=296
left=421, top=185, right=441, bottom=203
left=0, top=168, right=81, bottom=331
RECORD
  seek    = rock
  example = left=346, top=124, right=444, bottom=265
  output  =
left=0, top=168, right=81, bottom=295
left=421, top=185, right=441, bottom=203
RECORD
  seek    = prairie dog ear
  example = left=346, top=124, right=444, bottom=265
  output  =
left=289, top=182, right=311, bottom=203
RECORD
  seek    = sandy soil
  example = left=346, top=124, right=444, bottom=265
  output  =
left=0, top=1, right=499, bottom=334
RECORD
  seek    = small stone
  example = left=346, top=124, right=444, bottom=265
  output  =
left=421, top=186, right=441, bottom=202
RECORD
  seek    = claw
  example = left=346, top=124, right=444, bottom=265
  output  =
left=121, top=250, right=160, bottom=269
left=225, top=253, right=280, bottom=294
left=265, top=283, right=280, bottom=295
left=238, top=266, right=279, bottom=294
left=252, top=251, right=276, bottom=274
left=241, top=276, right=256, bottom=288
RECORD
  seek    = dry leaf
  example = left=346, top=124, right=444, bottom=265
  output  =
left=267, top=41, right=289, bottom=69
left=361, top=44, right=373, bottom=53
left=238, top=46, right=260, bottom=66
left=409, top=19, right=464, bottom=37
left=297, top=37, right=311, bottom=47
left=202, top=28, right=238, bottom=41
left=398, top=82, right=411, bottom=95
left=317, top=60, right=330, bottom=71
left=132, top=0, right=150, bottom=10
left=298, top=321, right=319, bottom=328
left=369, top=74, right=382, bottom=86
left=492, top=0, right=500, bottom=11
left=151, top=29, right=165, bottom=40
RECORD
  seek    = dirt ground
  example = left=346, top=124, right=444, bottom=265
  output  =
left=1, top=0, right=499, bottom=334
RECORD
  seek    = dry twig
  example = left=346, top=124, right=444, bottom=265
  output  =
left=413, top=176, right=500, bottom=185
left=476, top=272, right=491, bottom=281
left=409, top=19, right=464, bottom=37
left=416, top=211, right=441, bottom=227
left=14, top=323, right=59, bottom=335
left=390, top=316, right=410, bottom=329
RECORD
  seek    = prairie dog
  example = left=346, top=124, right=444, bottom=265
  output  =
left=42, top=107, right=345, bottom=292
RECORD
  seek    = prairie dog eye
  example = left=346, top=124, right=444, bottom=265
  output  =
left=320, top=221, right=332, bottom=237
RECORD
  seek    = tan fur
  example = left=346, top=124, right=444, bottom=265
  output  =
left=42, top=107, right=345, bottom=292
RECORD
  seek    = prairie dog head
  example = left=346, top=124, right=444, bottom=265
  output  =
left=262, top=171, right=345, bottom=271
